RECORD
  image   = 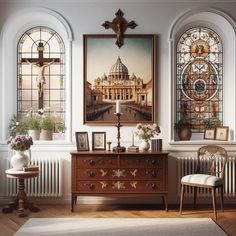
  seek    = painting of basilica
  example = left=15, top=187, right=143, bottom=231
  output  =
left=84, top=35, right=156, bottom=124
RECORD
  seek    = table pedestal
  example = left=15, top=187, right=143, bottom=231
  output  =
left=2, top=170, right=40, bottom=217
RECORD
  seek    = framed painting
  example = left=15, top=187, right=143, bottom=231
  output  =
left=204, top=128, right=215, bottom=140
left=75, top=132, right=89, bottom=151
left=215, top=126, right=229, bottom=141
left=92, top=132, right=106, bottom=150
left=84, top=34, right=156, bottom=125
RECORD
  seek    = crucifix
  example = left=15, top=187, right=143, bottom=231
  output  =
left=102, top=9, right=137, bottom=48
left=21, top=42, right=60, bottom=109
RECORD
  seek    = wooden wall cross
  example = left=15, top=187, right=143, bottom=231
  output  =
left=21, top=42, right=60, bottom=109
left=102, top=9, right=137, bottom=48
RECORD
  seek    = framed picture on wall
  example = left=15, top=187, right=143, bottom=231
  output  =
left=215, top=126, right=229, bottom=141
left=92, top=132, right=106, bottom=150
left=204, top=128, right=215, bottom=140
left=83, top=34, right=156, bottom=125
left=75, top=132, right=89, bottom=151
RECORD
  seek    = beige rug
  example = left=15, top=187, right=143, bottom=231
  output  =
left=14, top=218, right=227, bottom=236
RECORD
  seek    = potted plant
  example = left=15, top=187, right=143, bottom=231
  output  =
left=203, top=117, right=222, bottom=128
left=26, top=112, right=41, bottom=140
left=40, top=113, right=55, bottom=140
left=8, top=114, right=28, bottom=137
left=175, top=119, right=192, bottom=141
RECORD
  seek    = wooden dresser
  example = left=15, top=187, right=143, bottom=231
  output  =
left=70, top=150, right=168, bottom=212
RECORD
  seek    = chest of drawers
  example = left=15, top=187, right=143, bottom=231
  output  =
left=71, top=151, right=168, bottom=212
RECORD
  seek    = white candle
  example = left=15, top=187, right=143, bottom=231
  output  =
left=116, top=100, right=121, bottom=113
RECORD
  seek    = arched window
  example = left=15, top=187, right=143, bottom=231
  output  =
left=17, top=26, right=65, bottom=121
left=176, top=27, right=223, bottom=133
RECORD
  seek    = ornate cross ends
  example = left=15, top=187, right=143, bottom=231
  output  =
left=102, top=9, right=137, bottom=48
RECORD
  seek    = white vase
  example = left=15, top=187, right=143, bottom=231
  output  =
left=28, top=130, right=40, bottom=140
left=140, top=139, right=150, bottom=151
left=11, top=151, right=29, bottom=171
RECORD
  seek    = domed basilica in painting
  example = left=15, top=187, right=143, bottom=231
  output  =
left=86, top=57, right=152, bottom=122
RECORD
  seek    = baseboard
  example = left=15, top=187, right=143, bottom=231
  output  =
left=1, top=194, right=236, bottom=205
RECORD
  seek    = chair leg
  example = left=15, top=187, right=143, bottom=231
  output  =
left=180, top=184, right=185, bottom=215
left=220, top=186, right=224, bottom=212
left=212, top=187, right=217, bottom=221
left=193, top=186, right=197, bottom=208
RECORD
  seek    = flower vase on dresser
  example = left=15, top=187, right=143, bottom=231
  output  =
left=7, top=135, right=33, bottom=171
left=140, top=139, right=150, bottom=151
left=135, top=123, right=161, bottom=151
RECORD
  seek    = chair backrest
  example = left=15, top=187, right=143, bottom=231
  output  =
left=196, top=145, right=228, bottom=178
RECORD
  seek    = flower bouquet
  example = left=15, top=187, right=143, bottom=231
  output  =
left=135, top=123, right=161, bottom=151
left=7, top=135, right=33, bottom=170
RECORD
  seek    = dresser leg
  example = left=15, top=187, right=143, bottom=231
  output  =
left=71, top=194, right=75, bottom=212
left=162, top=195, right=168, bottom=212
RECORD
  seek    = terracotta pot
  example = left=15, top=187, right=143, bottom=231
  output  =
left=178, top=127, right=192, bottom=140
left=40, top=129, right=53, bottom=140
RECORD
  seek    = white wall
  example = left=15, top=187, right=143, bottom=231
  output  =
left=1, top=0, right=236, bottom=204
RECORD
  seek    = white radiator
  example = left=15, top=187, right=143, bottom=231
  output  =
left=7, top=156, right=62, bottom=197
left=177, top=156, right=236, bottom=197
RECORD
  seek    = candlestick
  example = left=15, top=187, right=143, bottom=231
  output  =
left=132, top=131, right=134, bottom=146
left=113, top=112, right=126, bottom=152
left=116, top=100, right=120, bottom=113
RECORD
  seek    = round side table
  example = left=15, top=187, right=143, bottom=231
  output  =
left=2, top=168, right=40, bottom=217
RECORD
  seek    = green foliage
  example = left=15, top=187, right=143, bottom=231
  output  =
left=56, top=121, right=66, bottom=133
left=9, top=114, right=28, bottom=137
left=27, top=114, right=41, bottom=130
left=41, top=114, right=55, bottom=131
left=203, top=117, right=222, bottom=128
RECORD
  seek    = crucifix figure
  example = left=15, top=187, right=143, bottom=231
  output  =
left=102, top=9, right=137, bottom=48
left=21, top=42, right=60, bottom=109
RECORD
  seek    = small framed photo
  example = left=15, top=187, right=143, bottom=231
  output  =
left=204, top=128, right=215, bottom=140
left=215, top=126, right=229, bottom=141
left=92, top=132, right=106, bottom=150
left=75, top=132, right=89, bottom=151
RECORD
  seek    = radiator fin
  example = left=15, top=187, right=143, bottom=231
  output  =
left=6, top=157, right=62, bottom=197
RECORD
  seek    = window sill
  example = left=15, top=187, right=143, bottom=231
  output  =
left=168, top=140, right=236, bottom=152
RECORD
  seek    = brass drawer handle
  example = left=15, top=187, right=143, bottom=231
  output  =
left=146, top=170, right=157, bottom=177
left=146, top=183, right=158, bottom=190
left=84, top=183, right=94, bottom=190
left=86, top=171, right=94, bottom=177
left=84, top=159, right=94, bottom=165
left=146, top=159, right=157, bottom=166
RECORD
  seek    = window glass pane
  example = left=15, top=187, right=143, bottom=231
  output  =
left=176, top=27, right=223, bottom=133
left=17, top=26, right=65, bottom=125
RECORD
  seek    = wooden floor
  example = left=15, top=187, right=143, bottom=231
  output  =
left=1, top=204, right=236, bottom=236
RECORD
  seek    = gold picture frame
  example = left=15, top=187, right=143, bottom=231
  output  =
left=84, top=34, right=156, bottom=125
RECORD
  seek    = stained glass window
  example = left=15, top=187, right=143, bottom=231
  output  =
left=17, top=27, right=65, bottom=120
left=176, top=27, right=223, bottom=133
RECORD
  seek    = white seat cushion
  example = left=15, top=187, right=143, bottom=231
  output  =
left=181, top=174, right=223, bottom=187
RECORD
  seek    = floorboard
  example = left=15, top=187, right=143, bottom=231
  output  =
left=0, top=204, right=235, bottom=236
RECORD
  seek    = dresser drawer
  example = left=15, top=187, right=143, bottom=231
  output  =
left=76, top=180, right=164, bottom=193
left=77, top=168, right=163, bottom=180
left=121, top=157, right=164, bottom=168
left=76, top=156, right=117, bottom=168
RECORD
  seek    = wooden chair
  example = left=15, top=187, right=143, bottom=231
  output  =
left=179, top=145, right=228, bottom=220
